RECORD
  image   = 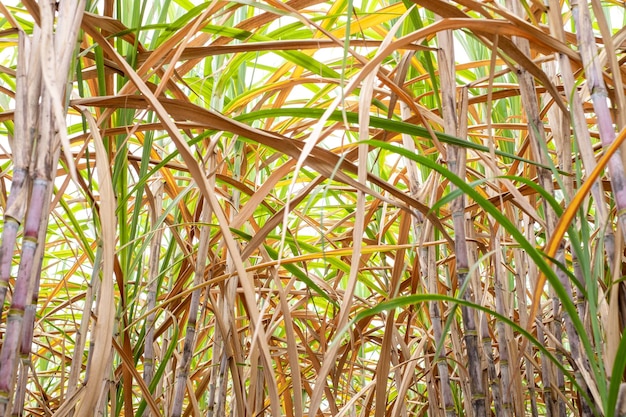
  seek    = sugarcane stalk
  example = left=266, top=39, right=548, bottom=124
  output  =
left=503, top=2, right=580, bottom=415
left=171, top=200, right=211, bottom=417
left=12, top=186, right=50, bottom=417
left=513, top=233, right=539, bottom=417
left=420, top=183, right=459, bottom=416
left=0, top=0, right=86, bottom=413
left=537, top=321, right=557, bottom=416
left=0, top=90, right=54, bottom=407
left=0, top=28, right=40, bottom=313
left=480, top=312, right=502, bottom=417
left=572, top=0, right=626, bottom=239
left=545, top=3, right=605, bottom=415
left=66, top=245, right=102, bottom=417
left=0, top=177, right=48, bottom=414
left=541, top=4, right=611, bottom=292
left=572, top=4, right=626, bottom=411
left=205, top=312, right=222, bottom=417
left=424, top=238, right=456, bottom=416
left=543, top=62, right=576, bottom=417
left=205, top=135, right=246, bottom=417
left=538, top=2, right=600, bottom=415
left=206, top=272, right=244, bottom=417
left=423, top=351, right=440, bottom=417
left=402, top=93, right=456, bottom=416
left=215, top=347, right=229, bottom=417
left=474, top=59, right=515, bottom=414
left=522, top=212, right=556, bottom=416
left=551, top=293, right=568, bottom=417
left=436, top=24, right=486, bottom=417
left=493, top=247, right=513, bottom=417
left=11, top=261, right=41, bottom=417
left=0, top=214, right=20, bottom=310
left=142, top=180, right=163, bottom=417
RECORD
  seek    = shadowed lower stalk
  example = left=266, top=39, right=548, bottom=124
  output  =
left=479, top=312, right=502, bottom=416
left=449, top=164, right=485, bottom=417
left=537, top=319, right=558, bottom=416
left=437, top=24, right=486, bottom=417
left=217, top=349, right=230, bottom=417
left=222, top=263, right=245, bottom=417
left=171, top=199, right=211, bottom=417
left=552, top=284, right=567, bottom=417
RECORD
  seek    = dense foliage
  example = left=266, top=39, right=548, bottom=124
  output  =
left=0, top=0, right=625, bottom=416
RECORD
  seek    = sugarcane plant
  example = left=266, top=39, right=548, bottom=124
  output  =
left=0, top=1, right=89, bottom=416
left=2, top=0, right=626, bottom=416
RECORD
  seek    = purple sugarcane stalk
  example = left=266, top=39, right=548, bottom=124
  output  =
left=0, top=29, right=39, bottom=313
left=0, top=170, right=28, bottom=313
left=0, top=0, right=84, bottom=412
left=572, top=0, right=626, bottom=239
left=0, top=178, right=49, bottom=408
left=12, top=186, right=48, bottom=417
left=0, top=28, right=41, bottom=417
left=12, top=264, right=42, bottom=417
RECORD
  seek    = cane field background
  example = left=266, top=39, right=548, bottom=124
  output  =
left=0, top=0, right=624, bottom=416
